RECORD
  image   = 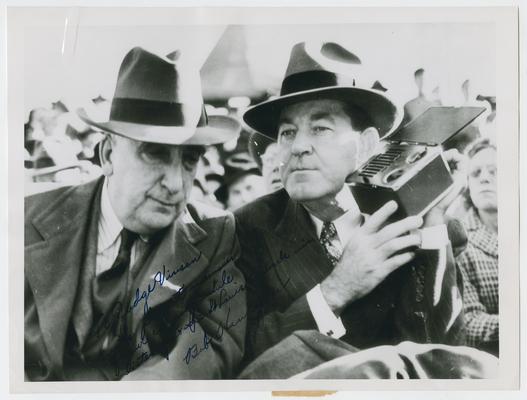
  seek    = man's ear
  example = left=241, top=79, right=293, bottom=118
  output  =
left=358, top=127, right=380, bottom=165
left=99, top=134, right=114, bottom=176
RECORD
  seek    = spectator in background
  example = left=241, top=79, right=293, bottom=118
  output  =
left=215, top=159, right=266, bottom=211
left=248, top=131, right=283, bottom=193
left=457, top=138, right=498, bottom=356
left=402, top=68, right=441, bottom=125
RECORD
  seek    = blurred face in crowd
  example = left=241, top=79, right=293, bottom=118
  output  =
left=468, top=147, right=497, bottom=213
left=101, top=134, right=203, bottom=234
left=226, top=173, right=266, bottom=211
left=261, top=142, right=283, bottom=192
left=277, top=99, right=378, bottom=203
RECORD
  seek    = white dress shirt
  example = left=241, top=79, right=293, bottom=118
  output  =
left=96, top=179, right=149, bottom=276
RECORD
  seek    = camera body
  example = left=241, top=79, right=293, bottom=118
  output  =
left=346, top=107, right=485, bottom=220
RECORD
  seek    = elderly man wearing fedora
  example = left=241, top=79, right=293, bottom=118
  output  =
left=24, top=47, right=246, bottom=380
left=234, top=42, right=473, bottom=378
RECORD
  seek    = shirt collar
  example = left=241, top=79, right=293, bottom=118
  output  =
left=465, top=207, right=498, bottom=257
left=98, top=178, right=124, bottom=252
left=308, top=187, right=362, bottom=245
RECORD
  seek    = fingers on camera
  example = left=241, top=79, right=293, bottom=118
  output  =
left=362, top=200, right=398, bottom=232
left=375, top=216, right=423, bottom=244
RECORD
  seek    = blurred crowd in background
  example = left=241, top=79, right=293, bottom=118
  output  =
left=24, top=67, right=497, bottom=214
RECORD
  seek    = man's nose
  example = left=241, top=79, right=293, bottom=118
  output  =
left=161, top=163, right=184, bottom=193
left=290, top=130, right=313, bottom=156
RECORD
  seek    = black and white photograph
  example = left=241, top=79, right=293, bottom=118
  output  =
left=5, top=4, right=520, bottom=393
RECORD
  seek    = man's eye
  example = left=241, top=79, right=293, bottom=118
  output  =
left=182, top=150, right=201, bottom=169
left=312, top=126, right=332, bottom=134
left=141, top=144, right=171, bottom=164
left=278, top=129, right=296, bottom=140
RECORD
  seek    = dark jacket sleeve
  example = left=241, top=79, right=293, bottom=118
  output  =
left=393, top=244, right=466, bottom=346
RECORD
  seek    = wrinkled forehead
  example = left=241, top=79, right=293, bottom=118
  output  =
left=278, top=98, right=350, bottom=125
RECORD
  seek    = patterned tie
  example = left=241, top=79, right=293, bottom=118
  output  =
left=319, top=221, right=343, bottom=267
left=84, top=228, right=138, bottom=361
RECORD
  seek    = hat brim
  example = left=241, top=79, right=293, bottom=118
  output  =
left=243, top=86, right=402, bottom=140
left=77, top=108, right=240, bottom=146
left=28, top=162, right=81, bottom=177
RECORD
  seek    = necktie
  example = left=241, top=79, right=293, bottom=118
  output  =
left=84, top=229, right=138, bottom=360
left=320, top=221, right=343, bottom=267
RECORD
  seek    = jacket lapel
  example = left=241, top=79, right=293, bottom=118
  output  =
left=25, top=178, right=102, bottom=374
left=270, top=197, right=334, bottom=299
left=129, top=208, right=211, bottom=333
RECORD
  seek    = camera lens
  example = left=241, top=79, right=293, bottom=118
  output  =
left=383, top=168, right=404, bottom=184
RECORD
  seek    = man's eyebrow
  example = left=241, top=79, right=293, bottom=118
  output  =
left=278, top=116, right=294, bottom=126
left=310, top=112, right=335, bottom=122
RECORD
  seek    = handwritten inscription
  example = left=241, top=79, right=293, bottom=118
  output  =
left=130, top=252, right=203, bottom=315
left=91, top=236, right=312, bottom=378
left=98, top=253, right=244, bottom=378
left=183, top=306, right=248, bottom=365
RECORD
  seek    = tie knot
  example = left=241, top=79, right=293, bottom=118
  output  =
left=319, top=221, right=342, bottom=268
left=120, top=229, right=138, bottom=252
left=320, top=221, right=338, bottom=241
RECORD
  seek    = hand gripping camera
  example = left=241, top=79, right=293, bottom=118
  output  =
left=346, top=106, right=485, bottom=220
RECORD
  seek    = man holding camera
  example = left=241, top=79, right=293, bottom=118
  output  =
left=235, top=42, right=468, bottom=377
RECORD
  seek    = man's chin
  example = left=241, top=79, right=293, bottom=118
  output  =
left=135, top=209, right=182, bottom=234
left=286, top=183, right=326, bottom=202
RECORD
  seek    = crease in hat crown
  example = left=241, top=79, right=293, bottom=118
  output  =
left=111, top=46, right=202, bottom=129
left=77, top=46, right=241, bottom=146
left=242, top=41, right=402, bottom=140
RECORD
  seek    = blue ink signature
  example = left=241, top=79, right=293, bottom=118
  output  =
left=183, top=305, right=248, bottom=366
left=129, top=252, right=203, bottom=315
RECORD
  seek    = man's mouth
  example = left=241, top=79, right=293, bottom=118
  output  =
left=149, top=197, right=178, bottom=207
left=290, top=167, right=315, bottom=172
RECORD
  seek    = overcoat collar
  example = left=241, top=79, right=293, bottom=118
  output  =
left=271, top=194, right=334, bottom=292
left=25, top=177, right=209, bottom=373
left=274, top=195, right=319, bottom=244
left=127, top=206, right=211, bottom=333
left=25, top=178, right=103, bottom=374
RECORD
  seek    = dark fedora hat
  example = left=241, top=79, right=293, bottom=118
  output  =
left=214, top=160, right=261, bottom=203
left=78, top=47, right=240, bottom=145
left=243, top=42, right=401, bottom=139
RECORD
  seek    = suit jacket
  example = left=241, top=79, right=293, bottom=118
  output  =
left=25, top=178, right=246, bottom=380
left=234, top=189, right=465, bottom=364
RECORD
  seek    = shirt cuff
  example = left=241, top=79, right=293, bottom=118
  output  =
left=306, top=284, right=346, bottom=339
left=418, top=224, right=449, bottom=250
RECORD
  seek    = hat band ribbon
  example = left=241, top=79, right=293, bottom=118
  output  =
left=110, top=98, right=194, bottom=127
left=280, top=70, right=355, bottom=96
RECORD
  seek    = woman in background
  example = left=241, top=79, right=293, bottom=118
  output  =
left=457, top=138, right=499, bottom=356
